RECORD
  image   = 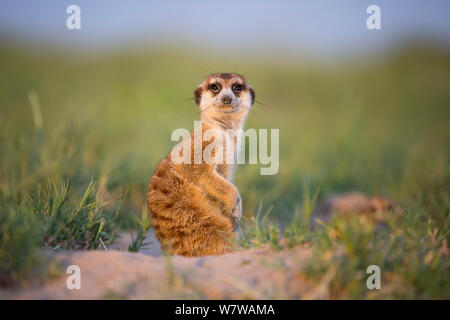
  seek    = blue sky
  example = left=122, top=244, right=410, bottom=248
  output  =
left=1, top=1, right=449, bottom=57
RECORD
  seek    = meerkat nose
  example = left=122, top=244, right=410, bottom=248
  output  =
left=222, top=96, right=232, bottom=104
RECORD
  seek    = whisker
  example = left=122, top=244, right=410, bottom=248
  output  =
left=199, top=105, right=211, bottom=113
left=255, top=100, right=270, bottom=108
left=245, top=107, right=262, bottom=119
left=195, top=105, right=211, bottom=116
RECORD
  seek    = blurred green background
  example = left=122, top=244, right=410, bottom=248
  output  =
left=1, top=43, right=449, bottom=225
left=1, top=0, right=449, bottom=225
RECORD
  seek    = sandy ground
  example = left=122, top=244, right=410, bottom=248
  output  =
left=1, top=237, right=315, bottom=299
left=0, top=192, right=398, bottom=299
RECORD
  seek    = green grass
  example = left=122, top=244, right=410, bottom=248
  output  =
left=0, top=179, right=122, bottom=284
left=0, top=205, right=43, bottom=285
left=128, top=205, right=151, bottom=252
left=239, top=184, right=449, bottom=299
left=0, top=42, right=449, bottom=297
left=28, top=179, right=121, bottom=250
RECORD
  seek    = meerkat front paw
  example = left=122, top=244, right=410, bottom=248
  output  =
left=231, top=194, right=242, bottom=231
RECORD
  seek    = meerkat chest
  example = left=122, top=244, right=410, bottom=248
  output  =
left=214, top=129, right=242, bottom=180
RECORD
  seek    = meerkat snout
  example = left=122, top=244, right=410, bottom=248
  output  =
left=222, top=95, right=232, bottom=105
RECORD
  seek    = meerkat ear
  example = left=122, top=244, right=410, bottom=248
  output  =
left=194, top=86, right=203, bottom=106
left=249, top=86, right=255, bottom=105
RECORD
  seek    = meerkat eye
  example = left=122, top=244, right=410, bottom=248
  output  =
left=209, top=83, right=220, bottom=93
left=232, top=84, right=243, bottom=93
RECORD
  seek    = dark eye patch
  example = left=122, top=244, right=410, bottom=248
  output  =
left=208, top=83, right=221, bottom=94
left=232, top=84, right=243, bottom=93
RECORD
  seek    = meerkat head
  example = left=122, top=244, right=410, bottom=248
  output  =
left=194, top=73, right=255, bottom=124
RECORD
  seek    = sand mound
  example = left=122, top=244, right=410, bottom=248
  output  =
left=0, top=192, right=400, bottom=299
left=2, top=243, right=314, bottom=299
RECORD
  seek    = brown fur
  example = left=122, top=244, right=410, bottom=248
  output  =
left=147, top=73, right=254, bottom=256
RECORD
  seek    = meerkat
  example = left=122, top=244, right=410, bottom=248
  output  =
left=147, top=73, right=255, bottom=256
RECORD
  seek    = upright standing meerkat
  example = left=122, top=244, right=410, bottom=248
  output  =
left=147, top=73, right=255, bottom=256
